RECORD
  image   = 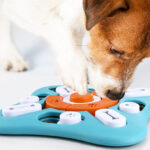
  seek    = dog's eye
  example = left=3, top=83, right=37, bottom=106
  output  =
left=110, top=47, right=123, bottom=57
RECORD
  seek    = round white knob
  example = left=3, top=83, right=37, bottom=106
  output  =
left=20, top=96, right=39, bottom=104
left=58, top=111, right=81, bottom=125
left=119, top=102, right=140, bottom=114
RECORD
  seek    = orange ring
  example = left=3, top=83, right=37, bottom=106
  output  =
left=45, top=92, right=118, bottom=116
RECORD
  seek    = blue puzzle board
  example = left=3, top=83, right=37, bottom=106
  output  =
left=0, top=85, right=150, bottom=147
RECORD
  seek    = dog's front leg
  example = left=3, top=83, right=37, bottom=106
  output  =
left=57, top=45, right=88, bottom=95
left=0, top=10, right=27, bottom=72
left=45, top=23, right=88, bottom=94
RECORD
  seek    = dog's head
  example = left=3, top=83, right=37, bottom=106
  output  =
left=83, top=0, right=150, bottom=100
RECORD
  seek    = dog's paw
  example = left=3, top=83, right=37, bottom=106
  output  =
left=0, top=53, right=28, bottom=72
left=60, top=71, right=88, bottom=95
left=58, top=61, right=88, bottom=95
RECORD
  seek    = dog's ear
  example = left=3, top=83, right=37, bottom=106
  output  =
left=83, top=0, right=128, bottom=30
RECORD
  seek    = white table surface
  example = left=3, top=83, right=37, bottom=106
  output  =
left=0, top=24, right=150, bottom=150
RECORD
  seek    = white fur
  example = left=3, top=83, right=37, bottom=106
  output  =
left=0, top=0, right=120, bottom=96
left=88, top=61, right=122, bottom=98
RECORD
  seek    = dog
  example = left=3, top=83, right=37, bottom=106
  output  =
left=0, top=0, right=150, bottom=100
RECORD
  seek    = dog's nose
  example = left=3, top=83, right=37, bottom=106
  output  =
left=106, top=90, right=125, bottom=100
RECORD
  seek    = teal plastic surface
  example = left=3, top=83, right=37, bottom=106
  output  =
left=0, top=85, right=150, bottom=147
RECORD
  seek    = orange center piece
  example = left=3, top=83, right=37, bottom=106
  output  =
left=70, top=93, right=93, bottom=103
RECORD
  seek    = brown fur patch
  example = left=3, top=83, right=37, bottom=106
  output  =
left=83, top=0, right=129, bottom=30
left=84, top=0, right=150, bottom=88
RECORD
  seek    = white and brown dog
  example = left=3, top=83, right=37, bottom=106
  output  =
left=1, top=0, right=150, bottom=100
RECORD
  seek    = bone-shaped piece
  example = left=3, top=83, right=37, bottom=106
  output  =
left=19, top=96, right=39, bottom=104
left=95, top=109, right=126, bottom=127
left=56, top=86, right=75, bottom=97
left=125, top=88, right=150, bottom=97
left=2, top=103, right=42, bottom=117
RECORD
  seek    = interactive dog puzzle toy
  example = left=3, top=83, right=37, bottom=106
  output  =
left=0, top=85, right=150, bottom=147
